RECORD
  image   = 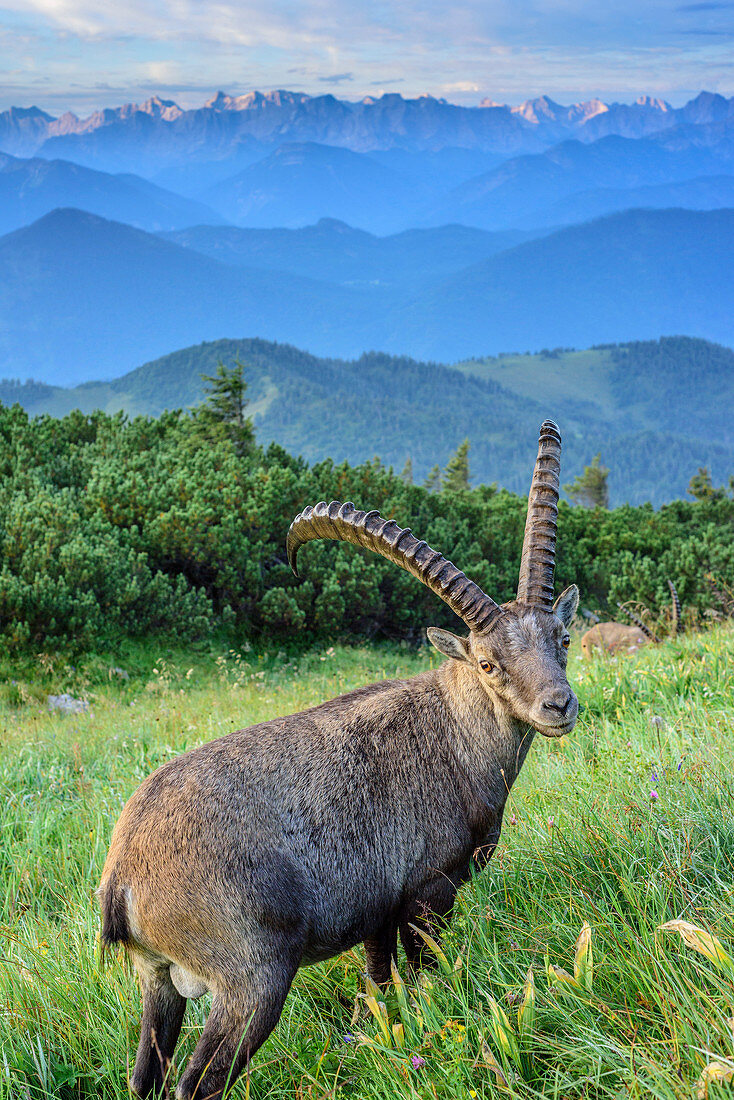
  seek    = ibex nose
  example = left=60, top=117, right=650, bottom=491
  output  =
left=543, top=690, right=573, bottom=717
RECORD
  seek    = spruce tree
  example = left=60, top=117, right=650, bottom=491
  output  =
left=423, top=464, right=442, bottom=493
left=198, top=359, right=255, bottom=456
left=400, top=457, right=413, bottom=484
left=564, top=454, right=609, bottom=509
left=442, top=439, right=471, bottom=493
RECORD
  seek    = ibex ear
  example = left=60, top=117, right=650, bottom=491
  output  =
left=553, top=584, right=579, bottom=626
left=426, top=627, right=471, bottom=663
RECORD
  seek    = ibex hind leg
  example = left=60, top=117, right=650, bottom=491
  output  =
left=175, top=943, right=301, bottom=1100
left=129, top=950, right=187, bottom=1098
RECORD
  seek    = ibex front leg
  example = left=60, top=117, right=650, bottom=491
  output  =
left=363, top=921, right=398, bottom=986
left=399, top=865, right=467, bottom=974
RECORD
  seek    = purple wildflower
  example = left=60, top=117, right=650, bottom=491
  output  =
left=411, top=1055, right=425, bottom=1069
left=650, top=789, right=659, bottom=802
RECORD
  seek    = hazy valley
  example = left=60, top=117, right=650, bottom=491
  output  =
left=0, top=86, right=732, bottom=500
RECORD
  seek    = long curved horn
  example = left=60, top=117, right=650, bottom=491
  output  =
left=668, top=579, right=682, bottom=635
left=516, top=420, right=561, bottom=609
left=617, top=602, right=658, bottom=642
left=287, top=500, right=502, bottom=633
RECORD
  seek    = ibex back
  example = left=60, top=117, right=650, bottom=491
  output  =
left=99, top=420, right=580, bottom=1100
left=581, top=579, right=681, bottom=657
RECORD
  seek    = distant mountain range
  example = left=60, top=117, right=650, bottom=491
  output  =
left=201, top=142, right=424, bottom=232
left=1, top=87, right=733, bottom=413
left=390, top=207, right=734, bottom=360
left=2, top=128, right=733, bottom=236
left=1, top=90, right=734, bottom=235
left=0, top=152, right=224, bottom=236
left=3, top=90, right=733, bottom=166
left=1, top=335, right=730, bottom=507
left=160, top=220, right=533, bottom=287
left=0, top=206, right=731, bottom=381
left=422, top=134, right=734, bottom=231
left=0, top=209, right=369, bottom=384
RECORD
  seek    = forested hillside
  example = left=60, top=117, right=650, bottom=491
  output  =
left=0, top=399, right=730, bottom=652
left=2, top=336, right=731, bottom=506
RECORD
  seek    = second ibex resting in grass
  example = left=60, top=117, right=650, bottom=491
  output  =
left=581, top=579, right=681, bottom=658
left=98, top=420, right=579, bottom=1100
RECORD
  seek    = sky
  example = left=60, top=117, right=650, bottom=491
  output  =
left=1, top=0, right=733, bottom=115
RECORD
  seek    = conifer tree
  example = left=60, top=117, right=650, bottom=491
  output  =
left=400, top=457, right=413, bottom=484
left=564, top=453, right=609, bottom=509
left=198, top=359, right=255, bottom=456
left=423, top=464, right=442, bottom=493
left=442, top=439, right=471, bottom=493
left=687, top=466, right=727, bottom=501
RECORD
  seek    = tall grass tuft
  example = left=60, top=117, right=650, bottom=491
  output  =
left=0, top=627, right=732, bottom=1098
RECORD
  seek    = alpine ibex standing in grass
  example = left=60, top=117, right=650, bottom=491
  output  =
left=98, top=420, right=580, bottom=1100
left=581, top=579, right=681, bottom=657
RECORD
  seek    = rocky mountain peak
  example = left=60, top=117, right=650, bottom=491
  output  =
left=140, top=95, right=183, bottom=120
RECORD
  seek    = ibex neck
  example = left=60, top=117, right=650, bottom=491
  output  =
left=434, top=659, right=535, bottom=793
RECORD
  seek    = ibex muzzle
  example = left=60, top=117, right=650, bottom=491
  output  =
left=99, top=420, right=579, bottom=1100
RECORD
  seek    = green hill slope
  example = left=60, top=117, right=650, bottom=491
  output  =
left=457, top=337, right=734, bottom=447
left=2, top=335, right=731, bottom=506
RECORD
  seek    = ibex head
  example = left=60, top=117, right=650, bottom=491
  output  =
left=287, top=420, right=579, bottom=739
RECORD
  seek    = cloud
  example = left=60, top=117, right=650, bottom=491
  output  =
left=440, top=81, right=481, bottom=94
left=317, top=72, right=353, bottom=84
left=0, top=0, right=732, bottom=114
left=2, top=0, right=731, bottom=52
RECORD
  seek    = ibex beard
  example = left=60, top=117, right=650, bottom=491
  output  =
left=98, top=420, right=580, bottom=1100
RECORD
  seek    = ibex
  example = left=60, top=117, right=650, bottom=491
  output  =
left=98, top=420, right=580, bottom=1100
left=580, top=579, right=681, bottom=657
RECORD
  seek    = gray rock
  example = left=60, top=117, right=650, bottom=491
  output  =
left=48, top=693, right=89, bottom=714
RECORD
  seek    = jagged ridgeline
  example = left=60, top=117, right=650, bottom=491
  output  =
left=2, top=335, right=732, bottom=508
left=0, top=396, right=730, bottom=651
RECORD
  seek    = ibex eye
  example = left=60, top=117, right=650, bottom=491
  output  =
left=479, top=659, right=494, bottom=673
left=562, top=637, right=570, bottom=649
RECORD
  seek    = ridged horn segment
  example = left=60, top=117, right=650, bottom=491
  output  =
left=516, top=419, right=562, bottom=609
left=286, top=500, right=502, bottom=633
left=668, top=579, right=682, bottom=635
left=617, top=602, right=657, bottom=642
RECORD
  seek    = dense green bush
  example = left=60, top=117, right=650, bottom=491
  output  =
left=0, top=403, right=731, bottom=649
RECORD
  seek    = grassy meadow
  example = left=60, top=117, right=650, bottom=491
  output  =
left=1, top=626, right=733, bottom=1099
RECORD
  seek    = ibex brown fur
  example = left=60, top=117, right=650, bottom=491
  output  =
left=99, top=420, right=580, bottom=1100
left=581, top=579, right=681, bottom=658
